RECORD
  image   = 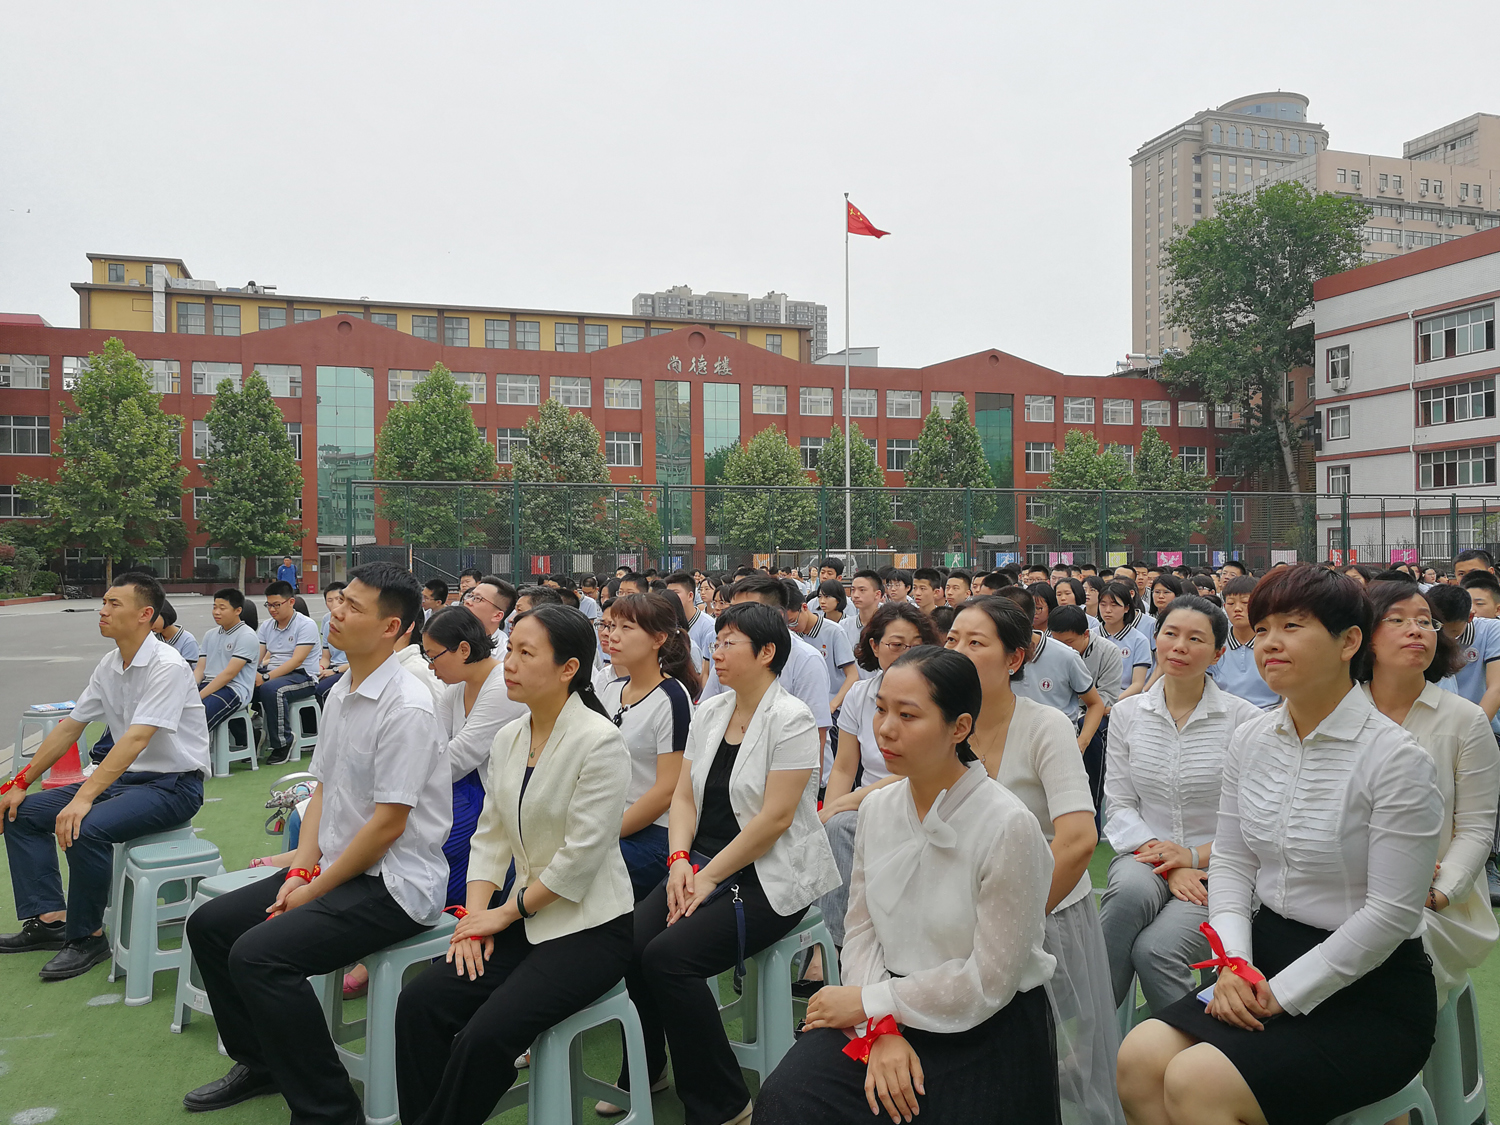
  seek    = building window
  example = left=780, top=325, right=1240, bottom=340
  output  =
left=604, top=379, right=642, bottom=409
left=1179, top=446, right=1208, bottom=472
left=371, top=312, right=397, bottom=330
left=1063, top=396, right=1095, bottom=424
left=886, top=389, right=921, bottom=418
left=1328, top=465, right=1351, bottom=493
left=1024, top=394, right=1054, bottom=422
left=485, top=319, right=510, bottom=349
left=515, top=320, right=541, bottom=350
left=1142, top=400, right=1171, bottom=427
left=283, top=421, right=302, bottom=460
left=1208, top=494, right=1247, bottom=524
left=650, top=327, right=672, bottom=337
left=550, top=376, right=591, bottom=407
left=192, top=420, right=213, bottom=460
left=1106, top=443, right=1134, bottom=473
left=496, top=374, right=540, bottom=405
left=584, top=324, right=609, bottom=352
left=212, top=304, right=240, bottom=336
left=1419, top=378, right=1496, bottom=426
left=259, top=307, right=286, bottom=330
left=800, top=436, right=825, bottom=470
left=1214, top=403, right=1244, bottom=428
left=1025, top=496, right=1053, bottom=522
left=108, top=262, right=124, bottom=282
left=1328, top=344, right=1351, bottom=385
left=555, top=323, right=580, bottom=352
left=604, top=431, right=643, bottom=467
left=1418, top=305, right=1495, bottom=362
left=0, top=416, right=49, bottom=455
left=1103, top=398, right=1133, bottom=425
left=847, top=388, right=876, bottom=417
left=752, top=385, right=787, bottom=414
left=622, top=326, right=646, bottom=344
left=496, top=428, right=528, bottom=465
left=886, top=438, right=917, bottom=472
left=0, top=484, right=38, bottom=518
left=292, top=308, right=320, bottom=324
left=389, top=369, right=486, bottom=403
left=1215, top=447, right=1240, bottom=475
left=0, top=354, right=49, bottom=390
left=255, top=364, right=302, bottom=399
left=444, top=317, right=469, bottom=347
left=190, top=487, right=211, bottom=520
left=1420, top=445, right=1497, bottom=489
left=928, top=391, right=963, bottom=419
left=1394, top=175, right=1403, bottom=193
left=177, top=302, right=206, bottom=335
left=140, top=359, right=180, bottom=394
left=1024, top=441, right=1054, bottom=474
left=1178, top=401, right=1207, bottom=427
left=765, top=333, right=782, bottom=354
left=191, top=362, right=242, bottom=395
left=411, top=314, right=438, bottom=342
left=1327, top=405, right=1351, bottom=440
left=800, top=387, right=833, bottom=416
left=338, top=310, right=363, bottom=319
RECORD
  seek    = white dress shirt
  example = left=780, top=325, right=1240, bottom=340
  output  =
left=70, top=634, right=211, bottom=778
left=440, top=663, right=527, bottom=781
left=1104, top=676, right=1262, bottom=855
left=835, top=671, right=889, bottom=787
left=395, top=643, right=447, bottom=711
left=1210, top=686, right=1443, bottom=1016
left=845, top=763, right=1056, bottom=1033
left=313, top=654, right=453, bottom=926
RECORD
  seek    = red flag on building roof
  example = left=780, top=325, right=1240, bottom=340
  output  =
left=847, top=201, right=889, bottom=238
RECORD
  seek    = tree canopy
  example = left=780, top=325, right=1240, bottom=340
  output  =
left=1131, top=427, right=1217, bottom=555
left=504, top=396, right=613, bottom=551
left=1035, top=430, right=1136, bottom=548
left=901, top=398, right=995, bottom=549
left=816, top=422, right=892, bottom=548
left=714, top=426, right=818, bottom=551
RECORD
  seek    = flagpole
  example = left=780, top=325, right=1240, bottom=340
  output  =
left=843, top=192, right=853, bottom=565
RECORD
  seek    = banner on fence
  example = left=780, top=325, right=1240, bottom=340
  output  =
left=1049, top=551, right=1074, bottom=566
left=1390, top=548, right=1419, bottom=565
left=1330, top=549, right=1359, bottom=566
left=753, top=554, right=771, bottom=570
left=894, top=553, right=918, bottom=569
left=994, top=552, right=1021, bottom=568
left=1212, top=551, right=1226, bottom=567
left=669, top=557, right=684, bottom=571
left=1107, top=551, right=1127, bottom=568
left=1271, top=550, right=1298, bottom=566
left=1156, top=551, right=1183, bottom=567
left=618, top=554, right=639, bottom=571
left=943, top=552, right=969, bottom=568
left=530, top=555, right=550, bottom=575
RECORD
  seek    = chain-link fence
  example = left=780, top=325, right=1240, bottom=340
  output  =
left=339, top=480, right=1500, bottom=585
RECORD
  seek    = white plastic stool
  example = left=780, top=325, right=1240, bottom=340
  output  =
left=114, top=839, right=225, bottom=1006
left=285, top=697, right=320, bottom=763
left=171, top=866, right=283, bottom=1032
left=210, top=707, right=257, bottom=777
left=330, top=914, right=457, bottom=1125
left=106, top=823, right=197, bottom=940
left=12, top=707, right=72, bottom=776
left=1424, top=975, right=1487, bottom=1125
left=716, top=908, right=839, bottom=1082
left=1328, top=1074, right=1437, bottom=1124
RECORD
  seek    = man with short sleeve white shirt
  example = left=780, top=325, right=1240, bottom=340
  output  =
left=0, top=572, right=209, bottom=980
left=182, top=563, right=451, bottom=1120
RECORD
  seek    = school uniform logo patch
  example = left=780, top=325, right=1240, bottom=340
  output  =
left=1466, top=647, right=1480, bottom=664
left=1039, top=678, right=1053, bottom=692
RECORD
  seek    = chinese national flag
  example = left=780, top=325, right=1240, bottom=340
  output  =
left=847, top=201, right=889, bottom=238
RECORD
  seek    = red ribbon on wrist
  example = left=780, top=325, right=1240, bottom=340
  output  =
left=1, top=772, right=31, bottom=794
left=842, top=1015, right=902, bottom=1063
left=1190, top=922, right=1265, bottom=984
left=284, top=865, right=320, bottom=883
left=445, top=905, right=468, bottom=919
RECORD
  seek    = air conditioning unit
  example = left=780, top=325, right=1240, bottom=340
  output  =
left=1330, top=372, right=1350, bottom=393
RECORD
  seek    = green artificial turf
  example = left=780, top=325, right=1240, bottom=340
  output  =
left=2, top=758, right=1498, bottom=1124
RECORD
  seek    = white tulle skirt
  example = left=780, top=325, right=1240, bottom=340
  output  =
left=1044, top=893, right=1126, bottom=1125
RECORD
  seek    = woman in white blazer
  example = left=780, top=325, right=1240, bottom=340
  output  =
left=395, top=605, right=635, bottom=1125
left=617, top=602, right=840, bottom=1125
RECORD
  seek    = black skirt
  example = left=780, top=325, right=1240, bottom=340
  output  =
left=1152, top=909, right=1435, bottom=1125
left=754, top=986, right=1060, bottom=1125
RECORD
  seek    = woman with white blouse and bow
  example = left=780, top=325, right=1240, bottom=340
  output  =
left=1099, top=595, right=1261, bottom=1016
left=1118, top=565, right=1444, bottom=1125
left=757, top=646, right=1060, bottom=1124
left=1356, top=578, right=1499, bottom=1007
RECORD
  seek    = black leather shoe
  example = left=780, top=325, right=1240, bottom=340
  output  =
left=0, top=917, right=67, bottom=953
left=37, top=934, right=111, bottom=980
left=183, top=1064, right=280, bottom=1112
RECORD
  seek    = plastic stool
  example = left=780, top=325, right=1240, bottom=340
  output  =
left=171, top=866, right=283, bottom=1032
left=285, top=697, right=320, bottom=763
left=487, top=980, right=653, bottom=1124
left=716, top=908, right=839, bottom=1082
left=1328, top=1074, right=1437, bottom=1124
left=106, top=823, right=197, bottom=942
left=210, top=707, right=257, bottom=777
left=1424, top=975, right=1487, bottom=1125
left=331, top=914, right=456, bottom=1125
left=114, top=839, right=225, bottom=1006
left=12, top=707, right=73, bottom=778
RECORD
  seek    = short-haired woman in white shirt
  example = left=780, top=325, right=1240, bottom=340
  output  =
left=1356, top=578, right=1499, bottom=1007
left=598, top=592, right=700, bottom=900
left=946, top=595, right=1125, bottom=1125
left=1099, top=595, right=1261, bottom=1016
left=395, top=605, right=635, bottom=1125
left=757, top=647, right=1061, bottom=1124
left=1118, top=565, right=1444, bottom=1125
left=617, top=602, right=841, bottom=1125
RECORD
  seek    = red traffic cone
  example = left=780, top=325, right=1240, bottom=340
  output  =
left=42, top=741, right=88, bottom=789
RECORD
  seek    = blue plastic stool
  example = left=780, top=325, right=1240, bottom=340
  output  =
left=487, top=980, right=654, bottom=1124
left=210, top=707, right=257, bottom=777
left=285, top=697, right=320, bottom=763
left=1424, top=975, right=1487, bottom=1125
left=106, top=822, right=197, bottom=981
left=114, top=839, right=224, bottom=1006
left=1328, top=1074, right=1437, bottom=1124
left=171, top=866, right=284, bottom=1032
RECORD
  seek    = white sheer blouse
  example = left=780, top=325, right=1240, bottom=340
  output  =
left=440, top=663, right=527, bottom=781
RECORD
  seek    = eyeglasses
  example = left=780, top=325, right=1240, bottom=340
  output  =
left=711, top=639, right=747, bottom=654
left=1380, top=615, right=1438, bottom=632
left=265, top=600, right=290, bottom=611
left=421, top=646, right=451, bottom=665
left=878, top=639, right=912, bottom=653
left=464, top=591, right=505, bottom=613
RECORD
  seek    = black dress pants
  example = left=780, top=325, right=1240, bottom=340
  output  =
left=622, top=867, right=806, bottom=1124
left=185, top=872, right=428, bottom=1125
left=394, top=912, right=634, bottom=1125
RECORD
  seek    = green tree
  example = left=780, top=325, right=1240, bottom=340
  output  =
left=374, top=363, right=497, bottom=548
left=610, top=477, right=663, bottom=557
left=1131, top=427, right=1216, bottom=555
left=20, top=338, right=186, bottom=585
left=715, top=426, right=818, bottom=551
left=816, top=423, right=892, bottom=549
left=199, top=373, right=306, bottom=589
left=504, top=396, right=613, bottom=551
left=1160, top=180, right=1367, bottom=493
left=1035, top=431, right=1136, bottom=549
left=901, top=398, right=995, bottom=550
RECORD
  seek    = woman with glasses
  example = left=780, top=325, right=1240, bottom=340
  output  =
left=1356, top=580, right=1499, bottom=1007
left=598, top=593, right=701, bottom=901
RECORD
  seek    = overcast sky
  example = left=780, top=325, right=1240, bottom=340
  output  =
left=2, top=2, right=1494, bottom=374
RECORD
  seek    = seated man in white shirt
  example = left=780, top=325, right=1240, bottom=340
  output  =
left=463, top=574, right=517, bottom=652
left=0, top=572, right=210, bottom=981
left=421, top=578, right=449, bottom=621
left=182, top=562, right=452, bottom=1120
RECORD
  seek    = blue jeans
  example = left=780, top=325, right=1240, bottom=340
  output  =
left=4, top=770, right=204, bottom=940
left=620, top=823, right=670, bottom=902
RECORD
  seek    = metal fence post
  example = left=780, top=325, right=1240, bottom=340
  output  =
left=1450, top=493, right=1461, bottom=561
left=964, top=488, right=973, bottom=566
left=1224, top=490, right=1234, bottom=560
left=344, top=477, right=355, bottom=574
left=1339, top=492, right=1350, bottom=562
left=511, top=478, right=522, bottom=585
left=1099, top=491, right=1109, bottom=566
left=661, top=485, right=671, bottom=571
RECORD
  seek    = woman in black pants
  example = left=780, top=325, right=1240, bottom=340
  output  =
left=394, top=605, right=637, bottom=1125
left=612, top=602, right=841, bottom=1125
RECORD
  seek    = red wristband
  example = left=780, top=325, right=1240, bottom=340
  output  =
left=668, top=851, right=698, bottom=872
left=445, top=905, right=469, bottom=919
left=285, top=865, right=320, bottom=883
left=842, top=1015, right=902, bottom=1063
left=1, top=771, right=31, bottom=794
